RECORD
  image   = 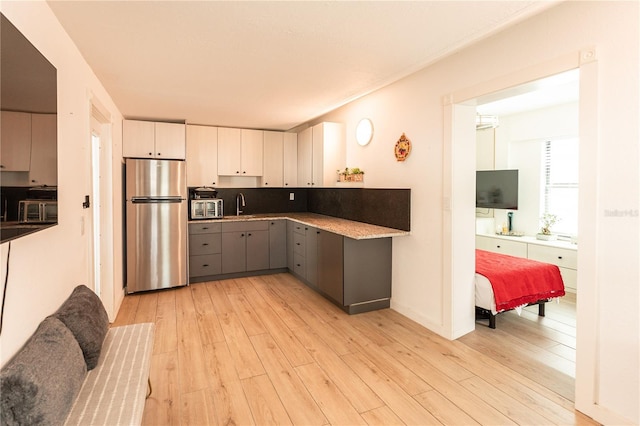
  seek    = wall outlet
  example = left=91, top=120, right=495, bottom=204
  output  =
left=289, top=192, right=295, bottom=201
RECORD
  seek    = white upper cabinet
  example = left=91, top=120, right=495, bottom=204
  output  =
left=186, top=124, right=218, bottom=187
left=261, top=131, right=284, bottom=187
left=29, top=114, right=57, bottom=186
left=1, top=111, right=32, bottom=171
left=297, top=122, right=345, bottom=187
left=283, top=132, right=298, bottom=187
left=123, top=119, right=186, bottom=159
left=297, top=127, right=313, bottom=186
left=218, top=128, right=264, bottom=176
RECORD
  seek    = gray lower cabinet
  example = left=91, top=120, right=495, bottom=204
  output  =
left=189, top=222, right=222, bottom=279
left=288, top=222, right=392, bottom=314
left=290, top=222, right=318, bottom=287
left=268, top=220, right=287, bottom=269
left=221, top=221, right=269, bottom=274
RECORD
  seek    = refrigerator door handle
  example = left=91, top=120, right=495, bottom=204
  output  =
left=131, top=197, right=185, bottom=204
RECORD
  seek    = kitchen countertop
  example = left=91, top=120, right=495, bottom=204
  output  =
left=190, top=212, right=410, bottom=240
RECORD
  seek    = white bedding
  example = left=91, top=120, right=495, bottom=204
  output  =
left=475, top=273, right=528, bottom=316
left=475, top=273, right=497, bottom=315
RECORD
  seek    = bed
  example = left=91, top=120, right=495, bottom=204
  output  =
left=475, top=249, right=566, bottom=328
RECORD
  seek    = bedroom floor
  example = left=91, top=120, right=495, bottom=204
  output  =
left=461, top=292, right=577, bottom=402
left=114, top=274, right=590, bottom=425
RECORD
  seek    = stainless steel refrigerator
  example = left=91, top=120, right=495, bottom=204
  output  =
left=125, top=158, right=187, bottom=293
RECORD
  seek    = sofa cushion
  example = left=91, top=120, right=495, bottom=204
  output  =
left=0, top=317, right=87, bottom=426
left=52, top=285, right=109, bottom=370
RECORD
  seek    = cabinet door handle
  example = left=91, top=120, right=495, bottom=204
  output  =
left=296, top=242, right=300, bottom=246
left=202, top=243, right=209, bottom=246
left=241, top=233, right=245, bottom=237
left=558, top=256, right=563, bottom=259
left=248, top=233, right=252, bottom=237
left=202, top=227, right=209, bottom=230
left=496, top=245, right=501, bottom=248
left=157, top=152, right=161, bottom=156
left=148, top=152, right=153, bottom=156
left=203, top=264, right=209, bottom=267
left=243, top=171, right=246, bottom=174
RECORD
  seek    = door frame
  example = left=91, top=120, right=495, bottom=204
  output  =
left=443, top=47, right=605, bottom=421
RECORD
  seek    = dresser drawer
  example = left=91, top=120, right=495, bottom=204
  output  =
left=559, top=267, right=577, bottom=292
left=189, top=233, right=222, bottom=255
left=476, top=235, right=527, bottom=258
left=189, top=254, right=222, bottom=277
left=189, top=222, right=222, bottom=235
left=293, top=232, right=306, bottom=256
left=527, top=244, right=577, bottom=270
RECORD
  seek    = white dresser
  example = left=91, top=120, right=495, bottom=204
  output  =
left=476, top=234, right=578, bottom=292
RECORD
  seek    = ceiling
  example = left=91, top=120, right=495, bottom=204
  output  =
left=47, top=1, right=558, bottom=131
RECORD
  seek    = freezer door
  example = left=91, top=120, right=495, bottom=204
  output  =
left=126, top=158, right=186, bottom=198
left=126, top=199, right=187, bottom=293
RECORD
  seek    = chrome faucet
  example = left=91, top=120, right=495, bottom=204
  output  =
left=236, top=192, right=245, bottom=215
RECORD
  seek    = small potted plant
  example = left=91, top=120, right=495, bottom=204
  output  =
left=537, top=213, right=560, bottom=240
left=337, top=167, right=365, bottom=182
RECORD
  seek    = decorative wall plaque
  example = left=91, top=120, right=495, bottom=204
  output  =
left=394, top=133, right=411, bottom=161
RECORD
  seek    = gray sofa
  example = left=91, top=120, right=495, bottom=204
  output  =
left=0, top=285, right=154, bottom=425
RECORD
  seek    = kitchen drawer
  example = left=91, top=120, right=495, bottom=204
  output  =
left=293, top=253, right=305, bottom=277
left=293, top=232, right=306, bottom=255
left=189, top=222, right=222, bottom=234
left=476, top=235, right=527, bottom=258
left=292, top=222, right=306, bottom=236
left=189, top=233, right=222, bottom=255
left=527, top=244, right=577, bottom=270
left=189, top=254, right=222, bottom=277
left=221, top=220, right=269, bottom=233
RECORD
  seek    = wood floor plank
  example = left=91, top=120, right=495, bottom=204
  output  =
left=413, top=389, right=480, bottom=425
left=142, top=351, right=180, bottom=426
left=111, top=293, right=140, bottom=327
left=250, top=275, right=308, bottom=330
left=379, top=343, right=517, bottom=425
left=134, top=291, right=158, bottom=323
left=218, top=311, right=266, bottom=379
left=341, top=351, right=442, bottom=425
left=295, top=362, right=368, bottom=426
left=293, top=325, right=384, bottom=413
left=204, top=280, right=236, bottom=315
left=190, top=285, right=226, bottom=346
left=360, top=406, right=405, bottom=426
left=153, top=290, right=177, bottom=355
left=227, top=291, right=268, bottom=336
left=241, top=374, right=293, bottom=426
left=364, top=309, right=476, bottom=382
left=180, top=389, right=217, bottom=425
left=253, top=306, right=314, bottom=367
left=177, top=316, right=209, bottom=394
left=459, top=375, right=555, bottom=425
left=202, top=340, right=256, bottom=425
left=250, top=333, right=328, bottom=426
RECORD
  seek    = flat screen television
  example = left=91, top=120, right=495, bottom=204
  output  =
left=476, top=169, right=518, bottom=210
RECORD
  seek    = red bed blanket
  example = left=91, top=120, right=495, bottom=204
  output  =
left=476, top=249, right=565, bottom=312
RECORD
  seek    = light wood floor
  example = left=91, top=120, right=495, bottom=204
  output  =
left=113, top=273, right=596, bottom=425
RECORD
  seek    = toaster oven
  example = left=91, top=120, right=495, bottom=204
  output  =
left=18, top=200, right=58, bottom=223
left=190, top=199, right=223, bottom=220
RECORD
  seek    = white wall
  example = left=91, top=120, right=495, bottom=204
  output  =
left=315, top=2, right=638, bottom=424
left=0, top=2, right=124, bottom=364
left=493, top=102, right=579, bottom=235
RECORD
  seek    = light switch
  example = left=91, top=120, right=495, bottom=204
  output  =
left=289, top=192, right=295, bottom=201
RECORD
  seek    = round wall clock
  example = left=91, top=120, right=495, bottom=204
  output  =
left=394, top=133, right=411, bottom=161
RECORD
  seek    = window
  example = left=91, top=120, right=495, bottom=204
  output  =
left=543, top=139, right=579, bottom=236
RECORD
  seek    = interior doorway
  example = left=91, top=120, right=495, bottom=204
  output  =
left=445, top=48, right=600, bottom=418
